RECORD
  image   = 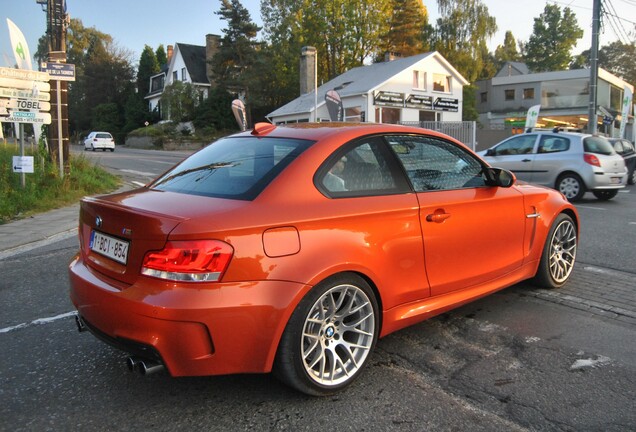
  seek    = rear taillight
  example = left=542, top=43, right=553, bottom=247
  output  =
left=141, top=240, right=233, bottom=282
left=584, top=153, right=601, bottom=167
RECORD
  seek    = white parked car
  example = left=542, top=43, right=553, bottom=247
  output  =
left=84, top=131, right=115, bottom=152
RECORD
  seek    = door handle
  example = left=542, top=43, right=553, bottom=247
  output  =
left=426, top=211, right=451, bottom=223
left=522, top=158, right=532, bottom=162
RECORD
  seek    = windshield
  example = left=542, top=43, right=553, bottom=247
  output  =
left=583, top=136, right=615, bottom=156
left=150, top=136, right=313, bottom=200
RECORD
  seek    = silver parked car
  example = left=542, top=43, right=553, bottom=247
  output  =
left=84, top=131, right=115, bottom=152
left=479, top=130, right=627, bottom=201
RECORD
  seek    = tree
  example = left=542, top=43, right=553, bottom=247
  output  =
left=161, top=81, right=197, bottom=123
left=433, top=0, right=498, bottom=83
left=494, top=31, right=521, bottom=69
left=137, top=45, right=159, bottom=98
left=523, top=4, right=583, bottom=72
left=155, top=44, right=168, bottom=67
left=212, top=0, right=260, bottom=91
left=572, top=41, right=636, bottom=85
left=382, top=0, right=430, bottom=57
left=193, top=86, right=237, bottom=131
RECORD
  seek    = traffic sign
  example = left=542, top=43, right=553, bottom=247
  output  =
left=0, top=99, right=51, bottom=111
left=0, top=87, right=50, bottom=101
left=12, top=156, right=34, bottom=173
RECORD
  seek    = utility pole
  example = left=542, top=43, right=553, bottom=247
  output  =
left=587, top=0, right=601, bottom=134
left=42, top=0, right=70, bottom=177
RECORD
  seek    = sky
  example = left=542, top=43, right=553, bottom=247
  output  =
left=1, top=0, right=635, bottom=70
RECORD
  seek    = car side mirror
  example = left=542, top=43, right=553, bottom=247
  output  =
left=484, top=167, right=516, bottom=188
left=485, top=148, right=496, bottom=156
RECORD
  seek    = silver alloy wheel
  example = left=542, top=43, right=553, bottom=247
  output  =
left=548, top=219, right=577, bottom=283
left=558, top=176, right=580, bottom=200
left=301, top=283, right=375, bottom=386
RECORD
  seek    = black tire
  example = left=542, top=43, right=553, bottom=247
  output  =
left=92, top=145, right=96, bottom=152
left=556, top=173, right=585, bottom=202
left=532, top=213, right=577, bottom=289
left=110, top=148, right=115, bottom=152
left=592, top=190, right=618, bottom=200
left=274, top=273, right=379, bottom=396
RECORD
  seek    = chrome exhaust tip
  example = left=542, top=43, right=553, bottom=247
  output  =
left=126, top=356, right=141, bottom=372
left=138, top=360, right=165, bottom=376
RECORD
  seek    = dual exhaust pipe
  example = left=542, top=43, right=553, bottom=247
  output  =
left=126, top=356, right=165, bottom=376
left=75, top=314, right=165, bottom=376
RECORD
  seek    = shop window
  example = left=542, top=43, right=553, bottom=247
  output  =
left=375, top=107, right=401, bottom=124
left=505, top=89, right=515, bottom=101
left=433, top=74, right=450, bottom=93
left=345, top=107, right=362, bottom=122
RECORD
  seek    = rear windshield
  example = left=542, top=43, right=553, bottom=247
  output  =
left=150, top=136, right=313, bottom=200
left=95, top=133, right=112, bottom=139
left=583, top=136, right=615, bottom=155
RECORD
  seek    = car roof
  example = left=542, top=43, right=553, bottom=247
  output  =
left=232, top=122, right=466, bottom=147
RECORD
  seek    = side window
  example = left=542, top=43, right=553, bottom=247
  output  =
left=388, top=135, right=486, bottom=192
left=317, top=138, right=401, bottom=197
left=538, top=136, right=570, bottom=153
left=493, top=135, right=537, bottom=156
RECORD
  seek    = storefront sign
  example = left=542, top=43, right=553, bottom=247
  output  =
left=405, top=94, right=433, bottom=109
left=433, top=97, right=459, bottom=112
left=374, top=91, right=404, bottom=108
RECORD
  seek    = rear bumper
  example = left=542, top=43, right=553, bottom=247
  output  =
left=584, top=171, right=627, bottom=190
left=68, top=255, right=307, bottom=377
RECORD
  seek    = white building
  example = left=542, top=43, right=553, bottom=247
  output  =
left=268, top=51, right=468, bottom=125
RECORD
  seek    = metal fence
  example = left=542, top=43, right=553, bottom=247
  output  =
left=399, top=121, right=476, bottom=150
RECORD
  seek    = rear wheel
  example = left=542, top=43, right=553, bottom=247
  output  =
left=592, top=190, right=618, bottom=200
left=532, top=214, right=577, bottom=289
left=628, top=167, right=636, bottom=185
left=556, top=173, right=585, bottom=202
left=274, top=273, right=379, bottom=396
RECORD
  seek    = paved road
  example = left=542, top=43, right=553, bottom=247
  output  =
left=1, top=146, right=634, bottom=431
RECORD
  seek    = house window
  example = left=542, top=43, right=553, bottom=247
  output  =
left=172, top=71, right=178, bottom=82
left=505, top=89, right=515, bottom=101
left=480, top=92, right=488, bottom=103
left=523, top=88, right=535, bottom=99
left=433, top=74, right=450, bottom=93
left=413, top=71, right=426, bottom=90
left=181, top=67, right=186, bottom=81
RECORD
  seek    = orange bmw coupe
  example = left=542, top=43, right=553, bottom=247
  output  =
left=69, top=123, right=579, bottom=395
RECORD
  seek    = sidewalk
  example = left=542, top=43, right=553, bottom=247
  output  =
left=0, top=203, right=80, bottom=260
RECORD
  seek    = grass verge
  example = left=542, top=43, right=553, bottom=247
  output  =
left=0, top=143, right=121, bottom=224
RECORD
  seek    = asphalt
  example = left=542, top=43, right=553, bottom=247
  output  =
left=1, top=195, right=635, bottom=327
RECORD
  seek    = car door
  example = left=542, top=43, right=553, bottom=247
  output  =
left=484, top=134, right=539, bottom=182
left=387, top=134, right=526, bottom=297
left=531, top=134, right=573, bottom=186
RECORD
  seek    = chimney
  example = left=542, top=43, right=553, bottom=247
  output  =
left=384, top=52, right=401, bottom=62
left=300, top=46, right=316, bottom=95
left=205, top=34, right=220, bottom=85
left=167, top=45, right=174, bottom=63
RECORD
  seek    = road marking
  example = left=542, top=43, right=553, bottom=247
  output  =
left=119, top=169, right=156, bottom=177
left=0, top=311, right=76, bottom=334
left=575, top=205, right=606, bottom=211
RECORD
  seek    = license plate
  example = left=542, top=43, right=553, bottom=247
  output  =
left=90, top=230, right=129, bottom=265
left=610, top=177, right=622, bottom=184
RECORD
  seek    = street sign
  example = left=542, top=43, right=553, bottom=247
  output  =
left=12, top=156, right=34, bottom=173
left=2, top=110, right=51, bottom=124
left=40, top=62, right=76, bottom=81
left=0, top=99, right=51, bottom=111
left=0, top=87, right=50, bottom=101
left=433, top=97, right=459, bottom=112
left=0, top=77, right=50, bottom=92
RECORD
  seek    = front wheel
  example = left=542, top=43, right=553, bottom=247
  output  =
left=556, top=173, right=585, bottom=201
left=628, top=167, right=636, bottom=185
left=592, top=190, right=618, bottom=200
left=532, top=214, right=577, bottom=289
left=274, top=273, right=379, bottom=396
